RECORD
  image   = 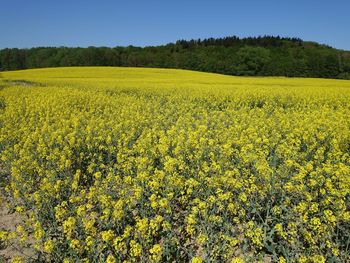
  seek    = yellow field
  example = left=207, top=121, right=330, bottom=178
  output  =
left=0, top=67, right=350, bottom=262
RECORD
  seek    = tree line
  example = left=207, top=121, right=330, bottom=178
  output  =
left=1, top=36, right=350, bottom=79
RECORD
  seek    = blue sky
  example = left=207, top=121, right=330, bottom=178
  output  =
left=1, top=0, right=350, bottom=50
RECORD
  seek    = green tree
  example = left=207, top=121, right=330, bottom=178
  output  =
left=235, top=46, right=271, bottom=75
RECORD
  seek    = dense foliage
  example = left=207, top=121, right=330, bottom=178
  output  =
left=1, top=36, right=350, bottom=79
left=0, top=67, right=350, bottom=262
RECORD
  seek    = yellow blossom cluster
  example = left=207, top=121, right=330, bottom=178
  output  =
left=0, top=67, right=350, bottom=262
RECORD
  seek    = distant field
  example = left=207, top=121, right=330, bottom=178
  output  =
left=0, top=67, right=350, bottom=262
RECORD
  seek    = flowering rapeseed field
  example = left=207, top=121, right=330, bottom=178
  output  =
left=0, top=67, right=350, bottom=262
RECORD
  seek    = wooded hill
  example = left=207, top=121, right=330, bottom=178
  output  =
left=1, top=36, right=350, bottom=79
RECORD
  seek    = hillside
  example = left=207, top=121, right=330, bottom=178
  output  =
left=1, top=36, right=350, bottom=79
left=1, top=67, right=350, bottom=262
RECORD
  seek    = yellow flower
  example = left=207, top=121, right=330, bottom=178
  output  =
left=69, top=239, right=81, bottom=251
left=106, top=254, right=117, bottom=263
left=15, top=206, right=24, bottom=213
left=130, top=240, right=142, bottom=257
left=272, top=206, right=282, bottom=215
left=332, top=247, right=339, bottom=256
left=85, top=235, right=94, bottom=249
left=33, top=221, right=44, bottom=240
left=0, top=230, right=8, bottom=241
left=63, top=217, right=76, bottom=237
left=239, top=193, right=247, bottom=203
left=310, top=217, right=321, bottom=230
left=149, top=194, right=158, bottom=209
left=2, top=66, right=350, bottom=262
left=161, top=220, right=171, bottom=231
left=44, top=239, right=54, bottom=253
left=149, top=215, right=163, bottom=235
left=159, top=198, right=169, bottom=210
left=149, top=244, right=162, bottom=262
left=191, top=257, right=203, bottom=263
left=55, top=201, right=68, bottom=221
left=279, top=256, right=286, bottom=263
left=113, top=236, right=125, bottom=252
left=274, top=223, right=287, bottom=239
left=231, top=257, right=244, bottom=263
left=101, top=230, right=114, bottom=242
left=310, top=255, right=325, bottom=263
left=197, top=233, right=208, bottom=245
left=298, top=255, right=307, bottom=263
left=11, top=257, right=24, bottom=263
left=323, top=209, right=336, bottom=225
left=136, top=217, right=148, bottom=236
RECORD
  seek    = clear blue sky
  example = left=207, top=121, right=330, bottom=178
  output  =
left=1, top=0, right=350, bottom=50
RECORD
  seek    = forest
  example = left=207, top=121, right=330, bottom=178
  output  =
left=1, top=36, right=350, bottom=79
